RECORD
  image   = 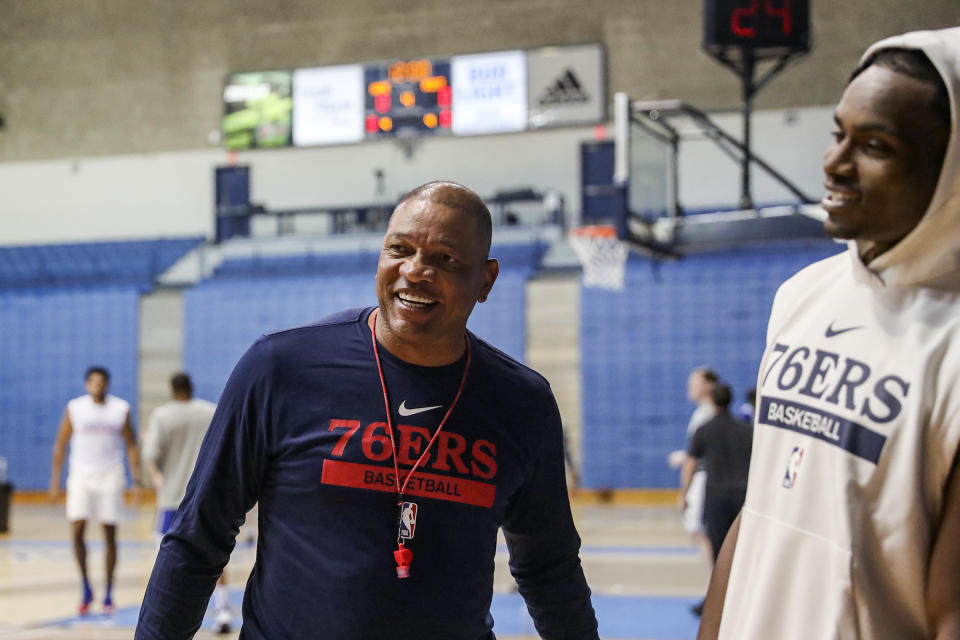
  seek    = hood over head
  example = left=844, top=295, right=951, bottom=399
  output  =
left=851, top=28, right=960, bottom=289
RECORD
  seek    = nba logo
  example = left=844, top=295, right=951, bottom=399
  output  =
left=782, top=446, right=804, bottom=489
left=398, top=502, right=417, bottom=540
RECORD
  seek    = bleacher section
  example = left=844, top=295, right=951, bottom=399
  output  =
left=579, top=240, right=844, bottom=489
left=185, top=243, right=541, bottom=403
left=0, top=232, right=848, bottom=492
left=184, top=274, right=378, bottom=402
left=0, top=238, right=204, bottom=489
left=0, top=286, right=140, bottom=489
left=0, top=237, right=203, bottom=289
left=208, top=242, right=548, bottom=280
left=211, top=251, right=380, bottom=279
left=489, top=242, right=549, bottom=271
left=468, top=267, right=532, bottom=361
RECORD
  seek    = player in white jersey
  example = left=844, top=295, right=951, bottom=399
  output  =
left=668, top=367, right=718, bottom=615
left=679, top=367, right=719, bottom=536
left=142, top=372, right=232, bottom=634
left=700, top=28, right=960, bottom=639
left=49, top=366, right=141, bottom=616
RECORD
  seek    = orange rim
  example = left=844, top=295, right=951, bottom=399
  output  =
left=568, top=225, right=617, bottom=238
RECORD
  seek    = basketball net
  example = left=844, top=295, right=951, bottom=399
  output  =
left=568, top=225, right=628, bottom=290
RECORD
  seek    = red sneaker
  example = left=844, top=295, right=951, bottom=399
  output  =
left=78, top=591, right=93, bottom=616
left=78, top=586, right=94, bottom=616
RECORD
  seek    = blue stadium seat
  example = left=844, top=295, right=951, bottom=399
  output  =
left=186, top=262, right=535, bottom=403
left=0, top=237, right=203, bottom=290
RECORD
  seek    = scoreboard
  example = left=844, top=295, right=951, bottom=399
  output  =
left=364, top=58, right=453, bottom=139
left=223, top=44, right=604, bottom=151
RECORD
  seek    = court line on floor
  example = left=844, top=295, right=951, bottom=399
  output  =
left=3, top=540, right=698, bottom=556
left=28, top=590, right=703, bottom=640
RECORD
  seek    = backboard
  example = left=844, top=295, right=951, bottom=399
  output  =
left=612, top=92, right=828, bottom=257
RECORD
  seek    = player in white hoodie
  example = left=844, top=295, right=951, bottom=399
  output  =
left=699, top=28, right=960, bottom=639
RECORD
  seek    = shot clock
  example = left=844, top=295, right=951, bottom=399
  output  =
left=700, top=0, right=811, bottom=211
left=704, top=0, right=810, bottom=55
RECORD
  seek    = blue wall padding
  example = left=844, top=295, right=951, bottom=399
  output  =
left=0, top=237, right=203, bottom=290
left=580, top=241, right=844, bottom=488
left=0, top=286, right=140, bottom=489
left=185, top=268, right=531, bottom=404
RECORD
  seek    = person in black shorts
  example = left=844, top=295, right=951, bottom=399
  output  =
left=681, top=384, right=751, bottom=572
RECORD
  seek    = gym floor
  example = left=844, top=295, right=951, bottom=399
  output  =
left=0, top=496, right=709, bottom=640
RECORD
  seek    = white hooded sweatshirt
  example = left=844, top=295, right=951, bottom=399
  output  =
left=718, top=28, right=960, bottom=639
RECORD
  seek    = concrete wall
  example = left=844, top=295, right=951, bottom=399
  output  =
left=2, top=0, right=957, bottom=162
left=0, top=0, right=957, bottom=245
left=0, top=105, right=833, bottom=245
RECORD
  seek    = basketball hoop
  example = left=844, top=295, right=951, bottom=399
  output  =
left=568, top=225, right=629, bottom=290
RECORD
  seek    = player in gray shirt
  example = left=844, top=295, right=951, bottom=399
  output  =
left=142, top=372, right=232, bottom=634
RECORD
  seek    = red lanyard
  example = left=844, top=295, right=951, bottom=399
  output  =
left=369, top=308, right=471, bottom=577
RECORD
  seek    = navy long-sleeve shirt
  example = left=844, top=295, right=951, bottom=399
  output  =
left=136, top=307, right=597, bottom=640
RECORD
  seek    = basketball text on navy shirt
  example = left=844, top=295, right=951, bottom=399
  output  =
left=320, top=419, right=498, bottom=506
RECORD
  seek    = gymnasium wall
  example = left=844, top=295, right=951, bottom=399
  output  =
left=3, top=0, right=957, bottom=162
left=0, top=106, right=835, bottom=246
left=1, top=2, right=957, bottom=490
left=0, top=237, right=849, bottom=490
left=0, top=286, right=140, bottom=489
left=580, top=241, right=844, bottom=489
left=183, top=257, right=532, bottom=406
left=184, top=275, right=378, bottom=404
left=1, top=1, right=958, bottom=245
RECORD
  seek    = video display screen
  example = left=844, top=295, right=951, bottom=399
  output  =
left=222, top=70, right=293, bottom=151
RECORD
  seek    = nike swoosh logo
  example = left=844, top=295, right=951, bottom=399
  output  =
left=398, top=401, right=443, bottom=417
left=825, top=322, right=865, bottom=338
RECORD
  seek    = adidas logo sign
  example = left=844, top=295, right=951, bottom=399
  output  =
left=538, top=69, right=590, bottom=106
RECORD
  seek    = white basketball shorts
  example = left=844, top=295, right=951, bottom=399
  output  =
left=682, top=469, right=707, bottom=533
left=66, top=465, right=126, bottom=524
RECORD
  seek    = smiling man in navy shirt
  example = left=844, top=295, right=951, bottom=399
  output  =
left=136, top=181, right=599, bottom=640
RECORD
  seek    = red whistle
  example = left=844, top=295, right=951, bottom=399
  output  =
left=394, top=546, right=413, bottom=579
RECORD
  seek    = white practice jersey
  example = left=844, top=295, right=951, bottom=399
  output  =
left=686, top=402, right=716, bottom=439
left=67, top=394, right=130, bottom=476
left=719, top=28, right=960, bottom=640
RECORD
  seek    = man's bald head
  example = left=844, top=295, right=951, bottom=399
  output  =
left=397, top=181, right=493, bottom=257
